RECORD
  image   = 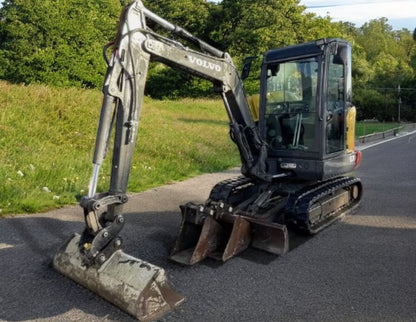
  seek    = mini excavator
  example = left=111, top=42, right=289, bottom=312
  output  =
left=54, top=1, right=362, bottom=321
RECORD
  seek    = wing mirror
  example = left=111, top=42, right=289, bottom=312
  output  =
left=241, top=56, right=257, bottom=80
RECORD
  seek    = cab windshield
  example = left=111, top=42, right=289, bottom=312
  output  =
left=264, top=57, right=318, bottom=151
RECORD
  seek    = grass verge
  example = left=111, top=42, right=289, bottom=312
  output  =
left=0, top=81, right=239, bottom=215
left=355, top=122, right=401, bottom=137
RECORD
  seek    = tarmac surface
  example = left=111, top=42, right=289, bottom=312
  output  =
left=1, top=131, right=415, bottom=321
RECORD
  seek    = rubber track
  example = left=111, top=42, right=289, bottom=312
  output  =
left=209, top=175, right=362, bottom=234
left=208, top=176, right=253, bottom=202
left=286, top=176, right=362, bottom=233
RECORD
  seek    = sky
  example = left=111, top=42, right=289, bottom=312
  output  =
left=299, top=0, right=416, bottom=31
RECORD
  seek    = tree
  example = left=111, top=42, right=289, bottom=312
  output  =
left=210, top=0, right=309, bottom=57
left=356, top=18, right=394, bottom=60
left=143, top=0, right=210, bottom=36
left=354, top=88, right=390, bottom=120
left=138, top=0, right=215, bottom=99
left=350, top=18, right=416, bottom=120
left=0, top=0, right=122, bottom=88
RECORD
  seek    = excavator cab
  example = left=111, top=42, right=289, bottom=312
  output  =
left=259, top=39, right=359, bottom=181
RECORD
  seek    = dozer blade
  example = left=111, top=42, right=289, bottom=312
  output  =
left=170, top=216, right=227, bottom=265
left=54, top=234, right=184, bottom=322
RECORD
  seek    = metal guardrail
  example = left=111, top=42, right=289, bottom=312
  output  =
left=356, top=123, right=416, bottom=144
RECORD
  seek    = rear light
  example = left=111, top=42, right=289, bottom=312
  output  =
left=355, top=150, right=362, bottom=168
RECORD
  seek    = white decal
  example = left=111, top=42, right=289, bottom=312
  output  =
left=188, top=55, right=221, bottom=72
left=280, top=162, right=297, bottom=169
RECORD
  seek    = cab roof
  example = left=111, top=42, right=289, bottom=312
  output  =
left=264, top=38, right=349, bottom=63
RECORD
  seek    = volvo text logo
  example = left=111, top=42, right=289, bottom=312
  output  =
left=188, top=55, right=221, bottom=72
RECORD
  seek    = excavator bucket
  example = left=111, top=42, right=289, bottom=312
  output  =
left=54, top=234, right=184, bottom=322
left=221, top=216, right=289, bottom=260
left=171, top=204, right=289, bottom=265
left=249, top=219, right=289, bottom=255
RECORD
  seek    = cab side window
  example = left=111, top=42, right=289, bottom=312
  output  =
left=326, top=55, right=345, bottom=154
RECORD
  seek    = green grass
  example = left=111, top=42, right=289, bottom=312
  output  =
left=355, top=122, right=401, bottom=137
left=0, top=81, right=240, bottom=215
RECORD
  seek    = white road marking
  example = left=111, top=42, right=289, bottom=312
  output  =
left=358, top=129, right=416, bottom=151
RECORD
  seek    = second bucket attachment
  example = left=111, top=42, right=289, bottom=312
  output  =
left=222, top=215, right=289, bottom=260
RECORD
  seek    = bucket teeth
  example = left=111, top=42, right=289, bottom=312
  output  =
left=170, top=216, right=227, bottom=265
left=170, top=203, right=289, bottom=265
left=54, top=234, right=184, bottom=321
left=222, top=216, right=251, bottom=261
left=190, top=216, right=227, bottom=264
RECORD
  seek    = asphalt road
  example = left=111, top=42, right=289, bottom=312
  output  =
left=1, top=132, right=416, bottom=322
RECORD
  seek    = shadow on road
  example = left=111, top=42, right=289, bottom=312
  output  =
left=0, top=208, right=313, bottom=321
